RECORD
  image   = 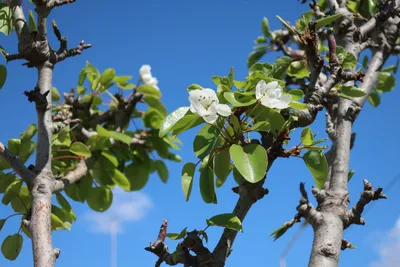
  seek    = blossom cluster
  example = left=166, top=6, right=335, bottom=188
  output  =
left=188, top=80, right=292, bottom=123
left=139, top=65, right=159, bottom=90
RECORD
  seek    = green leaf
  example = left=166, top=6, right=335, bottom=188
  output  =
left=289, top=101, right=309, bottom=110
left=341, top=86, right=366, bottom=97
left=78, top=68, right=86, bottom=86
left=360, top=0, right=378, bottom=18
left=255, top=36, right=267, bottom=44
left=182, top=163, right=195, bottom=201
left=276, top=16, right=299, bottom=36
left=96, top=125, right=132, bottom=144
left=101, top=151, right=118, bottom=167
left=137, top=85, right=161, bottom=98
left=376, top=72, right=395, bottom=93
left=214, top=147, right=231, bottom=188
left=249, top=121, right=271, bottom=132
left=52, top=87, right=60, bottom=102
left=224, top=92, right=257, bottom=107
left=301, top=127, right=314, bottom=146
left=55, top=193, right=72, bottom=213
left=28, top=10, right=36, bottom=32
left=315, top=13, right=343, bottom=30
left=85, top=61, right=100, bottom=81
left=287, top=60, right=310, bottom=79
left=348, top=170, right=356, bottom=181
left=1, top=234, right=23, bottom=260
left=303, top=150, right=328, bottom=189
left=206, top=213, right=242, bottom=232
left=229, top=144, right=267, bottom=183
left=270, top=223, right=291, bottom=241
left=199, top=163, right=216, bottom=204
left=0, top=65, right=7, bottom=89
left=261, top=17, right=271, bottom=37
left=114, top=75, right=132, bottom=85
left=110, top=169, right=130, bottom=191
left=247, top=50, right=266, bottom=68
left=69, top=142, right=91, bottom=157
left=272, top=56, right=292, bottom=79
left=193, top=124, right=218, bottom=160
left=368, top=91, right=380, bottom=107
left=0, top=4, right=14, bottom=36
left=336, top=46, right=357, bottom=69
left=287, top=89, right=304, bottom=101
left=51, top=212, right=70, bottom=230
left=0, top=219, right=5, bottom=232
left=144, top=96, right=167, bottom=116
left=143, top=108, right=164, bottom=129
left=0, top=174, right=16, bottom=193
left=159, top=107, right=190, bottom=138
left=166, top=227, right=187, bottom=240
left=99, top=68, right=116, bottom=86
left=11, top=186, right=30, bottom=213
left=20, top=124, right=37, bottom=140
left=2, top=180, right=22, bottom=205
left=155, top=160, right=168, bottom=183
left=86, top=187, right=113, bottom=212
left=187, top=84, right=204, bottom=91
left=125, top=163, right=149, bottom=191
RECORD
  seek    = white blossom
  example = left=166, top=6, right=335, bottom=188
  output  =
left=255, top=80, right=291, bottom=109
left=188, top=89, right=231, bottom=124
left=139, top=64, right=159, bottom=90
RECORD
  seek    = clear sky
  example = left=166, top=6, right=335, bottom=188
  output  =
left=0, top=0, right=399, bottom=266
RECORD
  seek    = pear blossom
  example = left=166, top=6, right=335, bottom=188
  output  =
left=256, top=80, right=291, bottom=109
left=139, top=64, right=159, bottom=90
left=188, top=89, right=231, bottom=124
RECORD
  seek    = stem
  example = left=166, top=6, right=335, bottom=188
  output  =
left=241, top=101, right=260, bottom=123
left=4, top=213, right=24, bottom=221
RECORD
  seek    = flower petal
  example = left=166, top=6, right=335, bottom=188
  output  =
left=190, top=103, right=197, bottom=113
left=275, top=94, right=292, bottom=109
left=256, top=80, right=267, bottom=100
left=195, top=103, right=207, bottom=117
left=139, top=65, right=151, bottom=76
left=141, top=73, right=153, bottom=82
left=216, top=104, right=231, bottom=117
left=261, top=96, right=280, bottom=109
left=203, top=113, right=218, bottom=124
left=189, top=90, right=203, bottom=104
left=265, top=81, right=279, bottom=90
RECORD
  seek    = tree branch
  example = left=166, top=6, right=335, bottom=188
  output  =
left=53, top=160, right=87, bottom=192
left=346, top=179, right=387, bottom=226
left=0, top=142, right=35, bottom=183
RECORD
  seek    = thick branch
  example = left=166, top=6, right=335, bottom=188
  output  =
left=0, top=142, right=35, bottom=183
left=8, top=0, right=29, bottom=39
left=53, top=160, right=87, bottom=192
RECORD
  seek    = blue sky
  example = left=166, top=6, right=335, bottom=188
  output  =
left=1, top=0, right=400, bottom=266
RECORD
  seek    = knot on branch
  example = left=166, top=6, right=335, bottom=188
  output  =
left=231, top=182, right=269, bottom=202
left=347, top=179, right=387, bottom=227
left=345, top=102, right=361, bottom=122
left=24, top=87, right=49, bottom=109
left=296, top=183, right=321, bottom=226
left=53, top=248, right=61, bottom=259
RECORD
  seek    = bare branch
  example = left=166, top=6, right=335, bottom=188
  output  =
left=355, top=49, right=384, bottom=107
left=53, top=160, right=87, bottom=192
left=346, top=179, right=387, bottom=226
left=0, top=142, right=35, bottom=183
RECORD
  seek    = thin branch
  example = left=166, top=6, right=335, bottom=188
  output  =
left=0, top=142, right=35, bottom=183
left=53, top=160, right=88, bottom=192
left=346, top=179, right=387, bottom=226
